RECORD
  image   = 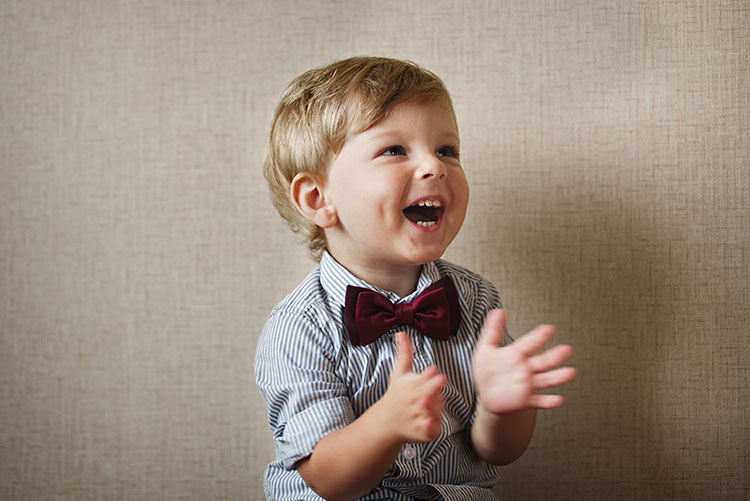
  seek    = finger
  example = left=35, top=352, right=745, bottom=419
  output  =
left=511, top=324, right=556, bottom=356
left=429, top=391, right=444, bottom=415
left=423, top=369, right=446, bottom=396
left=421, top=365, right=439, bottom=379
left=417, top=365, right=446, bottom=395
left=392, top=332, right=413, bottom=377
left=532, top=367, right=578, bottom=390
left=528, top=393, right=565, bottom=409
left=419, top=416, right=442, bottom=441
left=477, top=309, right=507, bottom=349
left=417, top=390, right=444, bottom=414
left=529, top=344, right=574, bottom=373
left=418, top=399, right=444, bottom=440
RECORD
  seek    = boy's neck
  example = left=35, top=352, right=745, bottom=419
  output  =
left=330, top=254, right=422, bottom=298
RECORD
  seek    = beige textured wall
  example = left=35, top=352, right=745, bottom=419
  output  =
left=1, top=1, right=747, bottom=500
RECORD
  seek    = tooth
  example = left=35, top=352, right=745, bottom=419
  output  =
left=424, top=200, right=434, bottom=207
left=417, top=221, right=436, bottom=227
left=433, top=200, right=442, bottom=207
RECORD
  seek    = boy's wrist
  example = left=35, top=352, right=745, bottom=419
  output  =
left=471, top=406, right=537, bottom=465
left=476, top=399, right=506, bottom=422
left=361, top=397, right=410, bottom=448
left=475, top=398, right=533, bottom=424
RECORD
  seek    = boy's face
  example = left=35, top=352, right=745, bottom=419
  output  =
left=321, top=101, right=469, bottom=278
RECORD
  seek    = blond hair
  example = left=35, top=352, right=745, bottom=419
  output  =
left=263, top=56, right=455, bottom=261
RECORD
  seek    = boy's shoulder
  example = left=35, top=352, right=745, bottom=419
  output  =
left=259, top=265, right=347, bottom=350
left=269, top=266, right=327, bottom=317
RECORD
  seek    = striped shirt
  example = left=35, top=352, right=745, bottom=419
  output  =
left=254, top=251, right=511, bottom=500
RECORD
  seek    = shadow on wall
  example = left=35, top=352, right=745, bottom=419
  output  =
left=486, top=165, right=700, bottom=499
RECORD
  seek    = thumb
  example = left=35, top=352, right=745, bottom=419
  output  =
left=392, top=332, right=414, bottom=377
left=478, top=309, right=506, bottom=349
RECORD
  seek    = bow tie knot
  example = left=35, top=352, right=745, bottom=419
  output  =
left=393, top=302, right=414, bottom=325
left=344, top=276, right=461, bottom=346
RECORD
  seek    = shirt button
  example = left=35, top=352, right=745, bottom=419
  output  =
left=403, top=444, right=416, bottom=460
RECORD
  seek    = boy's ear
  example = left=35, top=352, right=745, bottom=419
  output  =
left=290, top=172, right=337, bottom=228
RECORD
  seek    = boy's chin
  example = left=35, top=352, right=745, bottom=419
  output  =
left=408, top=243, right=451, bottom=264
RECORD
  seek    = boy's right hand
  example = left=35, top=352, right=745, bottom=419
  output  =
left=372, top=332, right=445, bottom=444
left=295, top=332, right=445, bottom=500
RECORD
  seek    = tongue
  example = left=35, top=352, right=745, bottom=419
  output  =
left=403, top=205, right=440, bottom=223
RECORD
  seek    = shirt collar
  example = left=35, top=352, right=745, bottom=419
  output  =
left=319, top=250, right=443, bottom=308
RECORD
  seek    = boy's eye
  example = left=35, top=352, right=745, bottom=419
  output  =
left=380, top=145, right=406, bottom=156
left=436, top=145, right=458, bottom=158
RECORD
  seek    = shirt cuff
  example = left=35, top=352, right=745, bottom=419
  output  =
left=276, top=396, right=355, bottom=470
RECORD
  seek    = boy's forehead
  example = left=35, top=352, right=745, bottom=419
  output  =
left=351, top=99, right=458, bottom=136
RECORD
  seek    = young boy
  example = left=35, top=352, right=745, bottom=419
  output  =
left=254, top=56, right=576, bottom=501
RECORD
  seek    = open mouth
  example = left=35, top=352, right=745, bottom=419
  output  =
left=403, top=199, right=444, bottom=228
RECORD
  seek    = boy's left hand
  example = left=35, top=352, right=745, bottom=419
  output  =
left=471, top=309, right=577, bottom=415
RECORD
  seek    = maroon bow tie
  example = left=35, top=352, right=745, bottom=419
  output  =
left=344, top=276, right=461, bottom=347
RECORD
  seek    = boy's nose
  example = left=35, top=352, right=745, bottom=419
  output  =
left=416, top=155, right=447, bottom=180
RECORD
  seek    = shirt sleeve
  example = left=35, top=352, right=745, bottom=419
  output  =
left=465, top=273, right=514, bottom=427
left=483, top=278, right=513, bottom=346
left=254, top=304, right=355, bottom=470
left=461, top=272, right=513, bottom=345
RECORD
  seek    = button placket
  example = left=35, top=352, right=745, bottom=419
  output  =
left=396, top=442, right=422, bottom=479
left=412, top=333, right=430, bottom=372
left=402, top=443, right=419, bottom=463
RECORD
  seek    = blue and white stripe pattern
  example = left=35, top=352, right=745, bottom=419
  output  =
left=254, top=251, right=512, bottom=500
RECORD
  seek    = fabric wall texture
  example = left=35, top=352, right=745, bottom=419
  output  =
left=1, top=1, right=747, bottom=499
